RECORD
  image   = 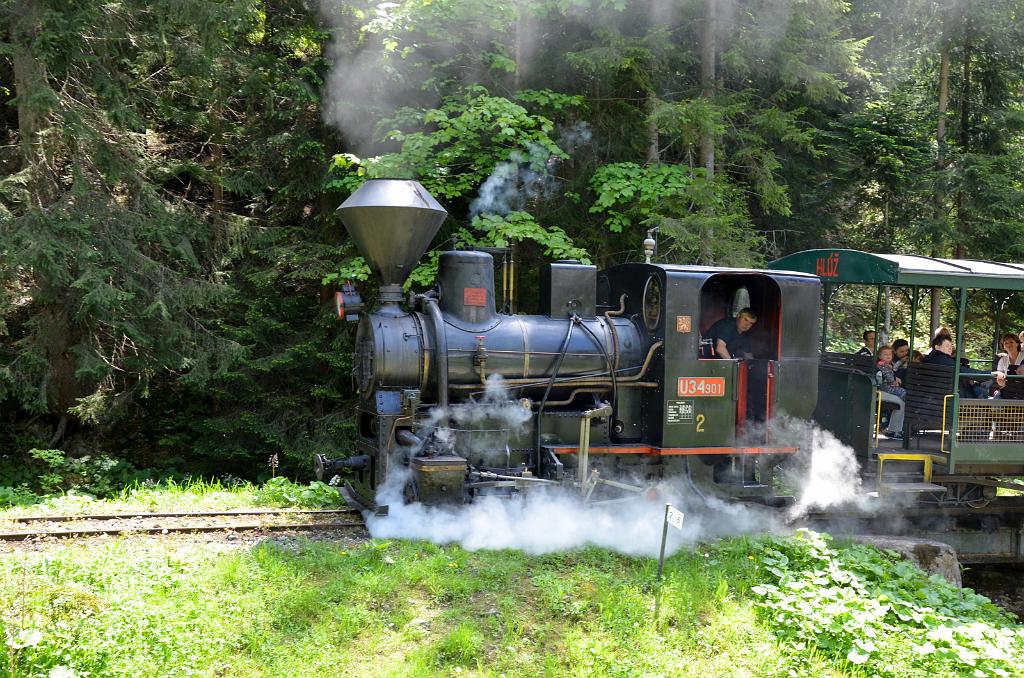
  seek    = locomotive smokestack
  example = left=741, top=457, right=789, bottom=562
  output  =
left=337, top=179, right=448, bottom=300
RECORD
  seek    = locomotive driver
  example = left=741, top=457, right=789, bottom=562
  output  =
left=707, top=308, right=757, bottom=360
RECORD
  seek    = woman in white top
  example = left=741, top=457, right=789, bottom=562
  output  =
left=996, top=333, right=1024, bottom=374
left=994, top=333, right=1024, bottom=395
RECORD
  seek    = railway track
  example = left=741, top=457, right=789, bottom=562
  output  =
left=0, top=508, right=367, bottom=541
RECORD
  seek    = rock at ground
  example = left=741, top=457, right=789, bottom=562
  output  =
left=852, top=536, right=962, bottom=587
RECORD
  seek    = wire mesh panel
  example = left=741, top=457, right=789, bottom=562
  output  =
left=956, top=400, right=1024, bottom=444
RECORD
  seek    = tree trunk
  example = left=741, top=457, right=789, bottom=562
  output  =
left=930, top=10, right=954, bottom=336
left=700, top=0, right=716, bottom=264
left=211, top=91, right=225, bottom=252
left=699, top=0, right=716, bottom=179
left=514, top=4, right=533, bottom=92
left=645, top=92, right=659, bottom=164
left=11, top=0, right=56, bottom=206
left=954, top=20, right=971, bottom=259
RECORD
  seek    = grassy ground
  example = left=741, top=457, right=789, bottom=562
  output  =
left=0, top=535, right=824, bottom=678
left=0, top=476, right=347, bottom=515
left=3, top=514, right=1023, bottom=678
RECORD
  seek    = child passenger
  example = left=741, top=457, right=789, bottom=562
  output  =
left=875, top=344, right=906, bottom=439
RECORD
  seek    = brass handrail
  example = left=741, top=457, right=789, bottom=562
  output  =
left=941, top=394, right=955, bottom=453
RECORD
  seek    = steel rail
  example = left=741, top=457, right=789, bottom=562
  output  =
left=2, top=508, right=360, bottom=524
left=0, top=521, right=366, bottom=542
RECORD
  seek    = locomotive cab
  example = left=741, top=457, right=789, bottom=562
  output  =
left=698, top=273, right=782, bottom=429
left=598, top=264, right=819, bottom=489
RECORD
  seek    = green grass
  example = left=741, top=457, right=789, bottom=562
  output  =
left=0, top=476, right=346, bottom=516
left=4, top=528, right=1020, bottom=677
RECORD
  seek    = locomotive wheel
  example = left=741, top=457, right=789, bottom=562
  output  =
left=944, top=482, right=997, bottom=508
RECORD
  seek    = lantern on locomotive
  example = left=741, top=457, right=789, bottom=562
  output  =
left=315, top=179, right=821, bottom=510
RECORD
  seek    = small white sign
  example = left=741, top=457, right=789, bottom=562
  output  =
left=666, top=400, right=694, bottom=424
left=666, top=505, right=685, bottom=531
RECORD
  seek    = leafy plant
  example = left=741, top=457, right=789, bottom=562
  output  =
left=589, top=163, right=767, bottom=267
left=253, top=476, right=346, bottom=508
left=750, top=530, right=1024, bottom=676
left=327, top=87, right=567, bottom=199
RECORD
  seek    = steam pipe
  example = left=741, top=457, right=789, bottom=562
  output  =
left=395, top=429, right=423, bottom=449
left=509, top=245, right=515, bottom=314
left=501, top=252, right=509, bottom=313
left=605, top=294, right=627, bottom=371
left=533, top=387, right=607, bottom=408
left=535, top=317, right=577, bottom=477
left=448, top=340, right=663, bottom=390
left=424, top=297, right=449, bottom=425
left=577, top=320, right=617, bottom=418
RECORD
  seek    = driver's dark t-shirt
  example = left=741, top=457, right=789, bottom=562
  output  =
left=705, top=317, right=751, bottom=359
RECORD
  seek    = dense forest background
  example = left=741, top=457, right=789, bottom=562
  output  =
left=2, top=0, right=1024, bottom=488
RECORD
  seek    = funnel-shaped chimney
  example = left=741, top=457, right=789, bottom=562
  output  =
left=337, top=179, right=448, bottom=289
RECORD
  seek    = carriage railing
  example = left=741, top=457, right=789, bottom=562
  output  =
left=941, top=376, right=1024, bottom=451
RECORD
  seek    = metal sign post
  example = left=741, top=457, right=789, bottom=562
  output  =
left=654, top=504, right=684, bottom=626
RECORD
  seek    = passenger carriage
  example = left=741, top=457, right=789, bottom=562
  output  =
left=769, top=249, right=1024, bottom=505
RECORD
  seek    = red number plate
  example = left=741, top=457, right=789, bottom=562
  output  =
left=677, top=377, right=726, bottom=397
left=463, top=287, right=487, bottom=307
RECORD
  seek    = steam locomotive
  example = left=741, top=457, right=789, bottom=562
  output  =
left=316, top=179, right=821, bottom=510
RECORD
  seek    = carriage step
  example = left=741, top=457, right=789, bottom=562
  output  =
left=876, top=453, right=947, bottom=484
left=878, top=482, right=947, bottom=494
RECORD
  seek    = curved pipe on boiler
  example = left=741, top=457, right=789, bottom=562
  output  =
left=395, top=429, right=424, bottom=449
left=424, top=297, right=449, bottom=424
left=605, top=294, right=627, bottom=371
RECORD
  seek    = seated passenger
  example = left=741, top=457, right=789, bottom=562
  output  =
left=856, top=329, right=876, bottom=356
left=922, top=335, right=997, bottom=398
left=992, top=333, right=1022, bottom=394
left=891, top=338, right=910, bottom=383
left=702, top=308, right=757, bottom=360
left=875, top=345, right=906, bottom=439
left=996, top=333, right=1023, bottom=375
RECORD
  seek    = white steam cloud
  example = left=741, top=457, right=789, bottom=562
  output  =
left=469, top=143, right=557, bottom=218
left=787, top=427, right=868, bottom=518
left=469, top=123, right=593, bottom=218
left=365, top=402, right=879, bottom=556
left=736, top=414, right=872, bottom=519
left=368, top=471, right=781, bottom=557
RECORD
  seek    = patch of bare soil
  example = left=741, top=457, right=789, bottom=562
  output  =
left=962, top=565, right=1024, bottom=618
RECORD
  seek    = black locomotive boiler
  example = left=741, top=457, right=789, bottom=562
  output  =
left=316, top=179, right=821, bottom=510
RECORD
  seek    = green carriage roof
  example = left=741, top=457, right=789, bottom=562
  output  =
left=768, top=249, right=1024, bottom=291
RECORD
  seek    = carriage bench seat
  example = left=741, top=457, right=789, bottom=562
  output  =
left=1001, top=377, right=1024, bottom=400
left=822, top=351, right=876, bottom=374
left=905, top=362, right=955, bottom=433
